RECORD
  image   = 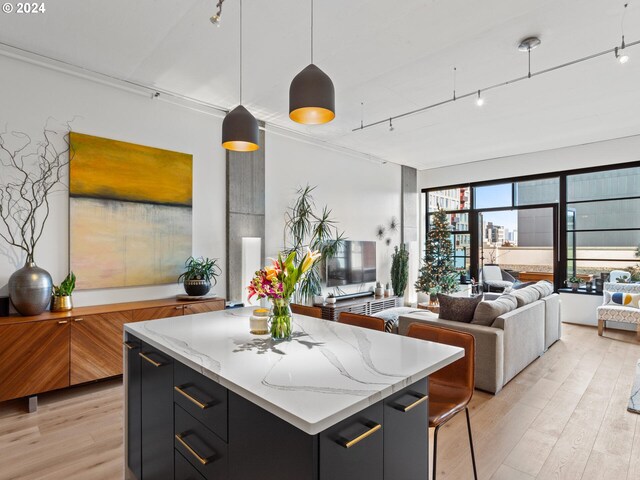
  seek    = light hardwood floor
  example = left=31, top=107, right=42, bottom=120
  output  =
left=0, top=323, right=638, bottom=480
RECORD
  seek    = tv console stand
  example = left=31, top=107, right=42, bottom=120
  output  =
left=315, top=295, right=398, bottom=321
left=333, top=291, right=374, bottom=301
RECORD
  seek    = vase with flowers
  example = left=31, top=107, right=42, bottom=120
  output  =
left=247, top=249, right=321, bottom=341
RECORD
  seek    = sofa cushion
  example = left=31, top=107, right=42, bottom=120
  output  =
left=471, top=293, right=518, bottom=326
left=530, top=280, right=554, bottom=298
left=438, top=293, right=483, bottom=323
left=511, top=286, right=541, bottom=308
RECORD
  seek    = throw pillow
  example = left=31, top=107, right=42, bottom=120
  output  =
left=511, top=285, right=541, bottom=308
left=604, top=291, right=640, bottom=308
left=438, top=293, right=483, bottom=323
left=471, top=293, right=518, bottom=326
left=531, top=280, right=554, bottom=298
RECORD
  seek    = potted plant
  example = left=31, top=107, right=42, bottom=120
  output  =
left=51, top=272, right=76, bottom=312
left=429, top=287, right=440, bottom=305
left=178, top=257, right=221, bottom=296
left=390, top=244, right=409, bottom=303
left=567, top=275, right=582, bottom=292
left=326, top=293, right=336, bottom=304
left=458, top=268, right=469, bottom=284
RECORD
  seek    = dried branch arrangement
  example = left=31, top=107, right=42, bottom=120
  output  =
left=0, top=125, right=71, bottom=263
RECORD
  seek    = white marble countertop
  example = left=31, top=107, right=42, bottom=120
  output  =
left=124, top=307, right=464, bottom=435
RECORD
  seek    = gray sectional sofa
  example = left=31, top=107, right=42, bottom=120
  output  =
left=398, top=283, right=561, bottom=394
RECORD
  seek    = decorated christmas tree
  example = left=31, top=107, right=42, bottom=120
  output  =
left=415, top=208, right=459, bottom=294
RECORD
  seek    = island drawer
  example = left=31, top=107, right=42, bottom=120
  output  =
left=174, top=362, right=228, bottom=442
left=175, top=404, right=229, bottom=480
left=175, top=450, right=206, bottom=480
left=383, top=379, right=429, bottom=479
left=319, top=402, right=384, bottom=480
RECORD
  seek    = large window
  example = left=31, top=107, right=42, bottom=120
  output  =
left=427, top=188, right=471, bottom=272
left=566, top=166, right=640, bottom=280
left=424, top=162, right=640, bottom=291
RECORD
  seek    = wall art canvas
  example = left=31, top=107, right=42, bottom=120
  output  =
left=69, top=132, right=192, bottom=289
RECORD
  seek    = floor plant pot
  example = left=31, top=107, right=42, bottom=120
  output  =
left=183, top=279, right=211, bottom=296
left=8, top=261, right=53, bottom=316
left=51, top=295, right=73, bottom=312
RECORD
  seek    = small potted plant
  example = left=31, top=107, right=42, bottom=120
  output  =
left=429, top=287, right=440, bottom=305
left=51, top=272, right=76, bottom=312
left=567, top=275, right=582, bottom=292
left=326, top=293, right=336, bottom=304
left=459, top=269, right=469, bottom=284
left=178, top=256, right=221, bottom=296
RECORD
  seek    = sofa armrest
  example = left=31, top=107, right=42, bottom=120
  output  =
left=492, top=301, right=545, bottom=385
left=541, top=293, right=561, bottom=350
left=398, top=314, right=504, bottom=394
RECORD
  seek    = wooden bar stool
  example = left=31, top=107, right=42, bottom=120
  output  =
left=338, top=312, right=385, bottom=332
left=407, top=323, right=477, bottom=480
left=290, top=303, right=323, bottom=319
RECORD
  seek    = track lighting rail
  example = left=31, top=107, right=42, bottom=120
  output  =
left=353, top=39, right=640, bottom=132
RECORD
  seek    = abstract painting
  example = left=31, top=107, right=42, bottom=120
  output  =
left=69, top=132, right=192, bottom=290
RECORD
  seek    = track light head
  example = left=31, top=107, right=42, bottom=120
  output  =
left=476, top=90, right=484, bottom=107
left=389, top=119, right=394, bottom=131
left=616, top=37, right=629, bottom=63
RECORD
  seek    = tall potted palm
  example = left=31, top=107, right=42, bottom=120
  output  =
left=390, top=244, right=409, bottom=303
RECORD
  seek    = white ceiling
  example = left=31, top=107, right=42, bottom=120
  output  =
left=1, top=0, right=639, bottom=169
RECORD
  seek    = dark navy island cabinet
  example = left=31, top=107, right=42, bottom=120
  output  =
left=125, top=333, right=429, bottom=480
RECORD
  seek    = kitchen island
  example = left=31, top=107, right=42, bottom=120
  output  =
left=124, top=307, right=463, bottom=480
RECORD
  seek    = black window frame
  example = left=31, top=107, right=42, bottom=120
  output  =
left=423, top=160, right=640, bottom=293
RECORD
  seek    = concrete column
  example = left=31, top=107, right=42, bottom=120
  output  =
left=401, top=165, right=419, bottom=305
left=226, top=124, right=265, bottom=303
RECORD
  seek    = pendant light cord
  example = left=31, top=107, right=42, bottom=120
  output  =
left=240, top=0, right=243, bottom=104
left=311, top=0, right=314, bottom=64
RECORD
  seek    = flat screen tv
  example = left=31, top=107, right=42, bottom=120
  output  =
left=326, top=240, right=377, bottom=287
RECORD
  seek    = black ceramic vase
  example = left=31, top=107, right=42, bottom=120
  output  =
left=183, top=279, right=211, bottom=297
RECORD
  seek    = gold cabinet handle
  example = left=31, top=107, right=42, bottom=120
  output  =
left=401, top=393, right=429, bottom=412
left=123, top=341, right=137, bottom=350
left=74, top=318, right=84, bottom=322
left=174, top=385, right=213, bottom=409
left=175, top=306, right=183, bottom=310
left=58, top=320, right=68, bottom=324
left=340, top=423, right=382, bottom=448
left=175, top=433, right=213, bottom=465
left=139, top=352, right=164, bottom=367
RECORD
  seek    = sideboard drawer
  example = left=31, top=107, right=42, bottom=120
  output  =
left=174, top=362, right=228, bottom=442
left=175, top=450, right=206, bottom=480
left=175, top=405, right=228, bottom=480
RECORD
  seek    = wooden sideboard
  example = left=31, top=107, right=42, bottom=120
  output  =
left=315, top=295, right=399, bottom=321
left=0, top=297, right=225, bottom=410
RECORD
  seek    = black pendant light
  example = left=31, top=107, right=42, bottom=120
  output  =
left=222, top=0, right=259, bottom=152
left=289, top=0, right=335, bottom=125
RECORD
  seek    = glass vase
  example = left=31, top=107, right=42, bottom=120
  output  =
left=269, top=298, right=293, bottom=341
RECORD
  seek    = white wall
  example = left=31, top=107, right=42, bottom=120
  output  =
left=265, top=129, right=402, bottom=296
left=0, top=53, right=406, bottom=309
left=419, top=135, right=640, bottom=189
left=0, top=54, right=226, bottom=306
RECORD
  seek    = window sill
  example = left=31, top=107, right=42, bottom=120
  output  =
left=557, top=288, right=602, bottom=296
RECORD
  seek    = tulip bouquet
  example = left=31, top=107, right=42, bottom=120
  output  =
left=248, top=249, right=321, bottom=340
